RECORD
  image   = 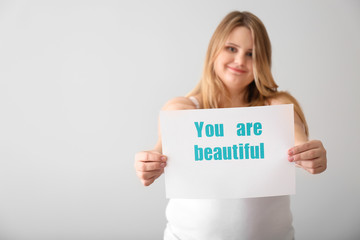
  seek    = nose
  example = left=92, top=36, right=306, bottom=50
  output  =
left=234, top=53, right=246, bottom=66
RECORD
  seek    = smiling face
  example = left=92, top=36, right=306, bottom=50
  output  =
left=213, top=26, right=254, bottom=95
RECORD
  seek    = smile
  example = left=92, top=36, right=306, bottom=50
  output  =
left=227, top=66, right=247, bottom=74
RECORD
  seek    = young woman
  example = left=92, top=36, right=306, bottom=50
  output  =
left=135, top=11, right=327, bottom=240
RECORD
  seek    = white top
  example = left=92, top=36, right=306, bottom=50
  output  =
left=188, top=96, right=200, bottom=109
left=163, top=97, right=294, bottom=240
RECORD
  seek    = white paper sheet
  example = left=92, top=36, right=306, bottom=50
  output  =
left=160, top=104, right=295, bottom=199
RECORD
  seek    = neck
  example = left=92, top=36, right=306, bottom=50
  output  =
left=221, top=90, right=249, bottom=108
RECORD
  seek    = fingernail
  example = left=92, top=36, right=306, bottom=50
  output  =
left=160, top=163, right=166, bottom=167
left=288, top=156, right=294, bottom=162
left=288, top=149, right=293, bottom=155
left=161, top=156, right=167, bottom=161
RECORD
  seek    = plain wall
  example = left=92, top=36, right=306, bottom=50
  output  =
left=0, top=0, right=359, bottom=239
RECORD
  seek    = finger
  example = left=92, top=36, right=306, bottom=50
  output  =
left=289, top=149, right=322, bottom=162
left=136, top=170, right=162, bottom=181
left=289, top=140, right=322, bottom=155
left=135, top=151, right=167, bottom=162
left=295, top=163, right=303, bottom=168
left=306, top=165, right=326, bottom=174
left=140, top=168, right=165, bottom=186
left=295, top=158, right=323, bottom=169
left=142, top=176, right=156, bottom=186
left=135, top=161, right=166, bottom=172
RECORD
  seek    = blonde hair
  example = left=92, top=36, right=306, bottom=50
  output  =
left=187, top=11, right=308, bottom=136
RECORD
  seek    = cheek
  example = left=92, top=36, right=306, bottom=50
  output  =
left=214, top=53, right=228, bottom=68
left=247, top=60, right=253, bottom=70
left=247, top=63, right=254, bottom=76
left=247, top=70, right=254, bottom=80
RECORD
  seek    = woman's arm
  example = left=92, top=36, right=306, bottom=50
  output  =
left=288, top=110, right=327, bottom=174
left=134, top=97, right=198, bottom=186
left=269, top=95, right=327, bottom=174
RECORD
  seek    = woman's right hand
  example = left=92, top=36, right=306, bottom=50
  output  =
left=134, top=151, right=167, bottom=186
left=134, top=97, right=196, bottom=186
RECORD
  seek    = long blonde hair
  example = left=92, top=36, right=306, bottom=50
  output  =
left=187, top=11, right=308, bottom=136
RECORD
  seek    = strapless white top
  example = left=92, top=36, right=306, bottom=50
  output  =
left=164, top=196, right=294, bottom=240
left=163, top=97, right=294, bottom=240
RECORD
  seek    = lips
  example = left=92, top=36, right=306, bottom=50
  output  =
left=227, top=66, right=247, bottom=73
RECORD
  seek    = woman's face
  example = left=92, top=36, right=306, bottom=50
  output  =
left=214, top=26, right=254, bottom=94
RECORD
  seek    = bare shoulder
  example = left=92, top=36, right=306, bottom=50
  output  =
left=268, top=91, right=308, bottom=141
left=162, top=96, right=197, bottom=111
left=267, top=92, right=296, bottom=106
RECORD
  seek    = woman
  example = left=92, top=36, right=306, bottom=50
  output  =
left=135, top=11, right=327, bottom=240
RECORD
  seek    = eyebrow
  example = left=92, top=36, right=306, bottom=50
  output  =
left=226, top=42, right=253, bottom=51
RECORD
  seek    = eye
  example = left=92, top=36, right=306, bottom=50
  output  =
left=246, top=52, right=253, bottom=57
left=226, top=46, right=237, bottom=53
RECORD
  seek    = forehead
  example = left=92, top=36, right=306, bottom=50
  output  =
left=226, top=26, right=253, bottom=48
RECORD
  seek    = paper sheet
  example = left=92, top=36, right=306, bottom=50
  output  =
left=160, top=104, right=295, bottom=199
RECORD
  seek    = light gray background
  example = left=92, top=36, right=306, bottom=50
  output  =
left=0, top=0, right=359, bottom=239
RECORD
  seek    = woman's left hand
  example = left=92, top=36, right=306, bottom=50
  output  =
left=288, top=140, right=327, bottom=174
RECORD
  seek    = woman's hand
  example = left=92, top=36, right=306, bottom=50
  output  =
left=134, top=151, right=167, bottom=186
left=288, top=140, right=327, bottom=174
